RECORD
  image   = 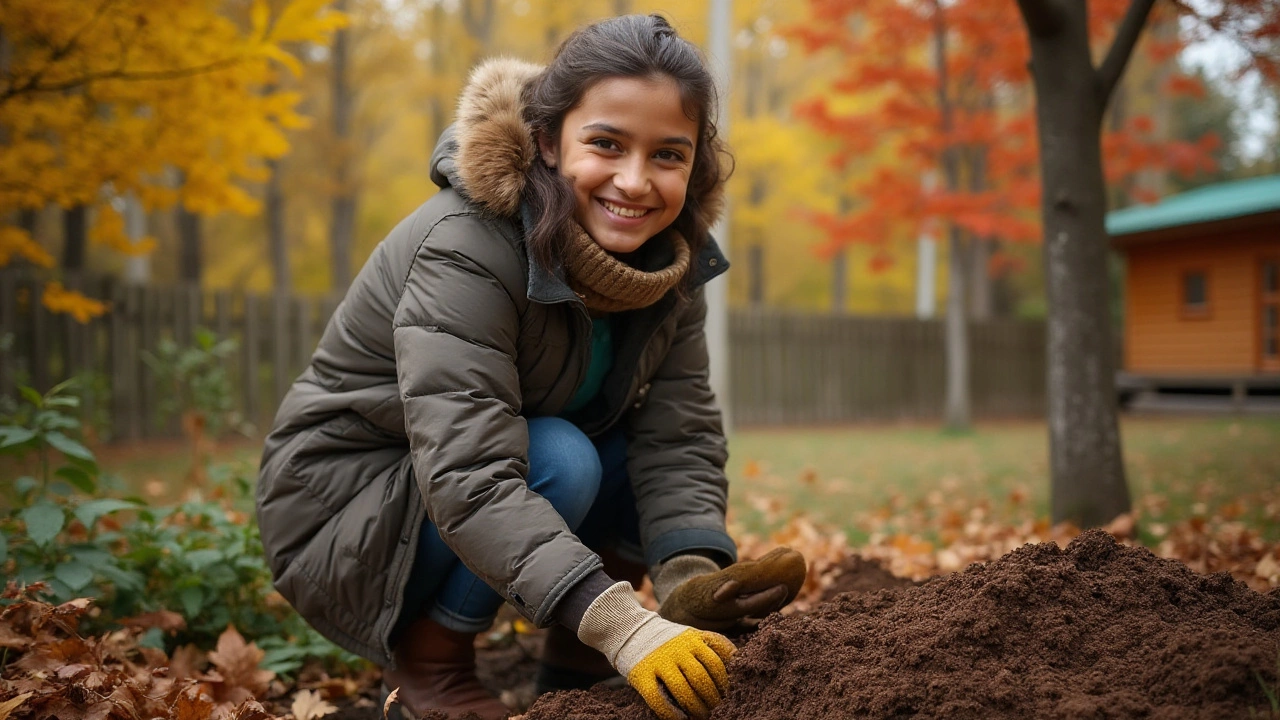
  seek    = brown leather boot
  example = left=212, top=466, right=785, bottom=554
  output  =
left=382, top=616, right=509, bottom=720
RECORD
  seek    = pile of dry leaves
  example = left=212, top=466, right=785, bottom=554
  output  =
left=0, top=583, right=368, bottom=720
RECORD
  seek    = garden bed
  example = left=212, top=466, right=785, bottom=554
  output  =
left=516, top=530, right=1280, bottom=720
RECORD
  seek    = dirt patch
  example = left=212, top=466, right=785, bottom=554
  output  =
left=521, top=530, right=1280, bottom=719
left=819, top=554, right=920, bottom=602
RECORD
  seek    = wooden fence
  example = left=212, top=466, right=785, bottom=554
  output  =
left=0, top=272, right=338, bottom=441
left=730, top=310, right=1046, bottom=425
left=1, top=272, right=1046, bottom=438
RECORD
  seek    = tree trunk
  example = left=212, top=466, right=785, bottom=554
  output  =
left=427, top=1, right=447, bottom=147
left=62, top=205, right=87, bottom=270
left=944, top=225, right=970, bottom=430
left=832, top=248, right=847, bottom=313
left=748, top=242, right=764, bottom=307
left=1017, top=0, right=1143, bottom=527
left=266, top=158, right=290, bottom=291
left=18, top=207, right=37, bottom=237
left=329, top=0, right=354, bottom=292
left=932, top=0, right=970, bottom=432
left=177, top=203, right=202, bottom=284
left=969, top=237, right=993, bottom=320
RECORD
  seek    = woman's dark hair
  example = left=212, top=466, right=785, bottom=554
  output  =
left=521, top=14, right=732, bottom=276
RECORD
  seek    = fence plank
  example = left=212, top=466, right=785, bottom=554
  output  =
left=2, top=272, right=1050, bottom=437
left=0, top=272, right=17, bottom=394
left=270, top=293, right=290, bottom=412
left=293, top=296, right=311, bottom=374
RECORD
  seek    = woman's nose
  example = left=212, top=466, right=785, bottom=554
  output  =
left=614, top=157, right=651, bottom=197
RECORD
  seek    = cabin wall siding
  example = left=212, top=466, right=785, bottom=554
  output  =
left=1124, top=230, right=1278, bottom=374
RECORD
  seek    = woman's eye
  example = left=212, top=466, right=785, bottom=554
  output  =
left=591, top=138, right=619, bottom=151
left=655, top=149, right=686, bottom=162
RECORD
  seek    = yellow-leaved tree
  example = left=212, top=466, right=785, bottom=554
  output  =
left=0, top=0, right=345, bottom=319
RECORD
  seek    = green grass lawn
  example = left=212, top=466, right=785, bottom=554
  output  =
left=23, top=416, right=1277, bottom=546
left=726, top=416, right=1280, bottom=543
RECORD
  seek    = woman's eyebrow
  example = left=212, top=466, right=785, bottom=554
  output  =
left=581, top=122, right=693, bottom=149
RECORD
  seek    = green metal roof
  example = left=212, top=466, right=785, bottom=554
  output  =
left=1106, top=173, right=1280, bottom=236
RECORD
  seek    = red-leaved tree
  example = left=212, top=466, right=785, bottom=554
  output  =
left=791, top=0, right=1268, bottom=526
left=792, top=0, right=1216, bottom=434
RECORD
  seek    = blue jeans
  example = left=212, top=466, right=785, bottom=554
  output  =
left=398, top=417, right=641, bottom=635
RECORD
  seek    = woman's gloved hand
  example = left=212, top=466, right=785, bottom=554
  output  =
left=577, top=581, right=735, bottom=720
left=653, top=547, right=807, bottom=631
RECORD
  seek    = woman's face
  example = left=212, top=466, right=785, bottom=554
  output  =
left=539, top=75, right=699, bottom=254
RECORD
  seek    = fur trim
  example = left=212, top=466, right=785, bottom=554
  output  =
left=454, top=58, right=543, bottom=216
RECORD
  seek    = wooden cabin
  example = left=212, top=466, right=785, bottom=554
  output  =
left=1106, top=174, right=1280, bottom=410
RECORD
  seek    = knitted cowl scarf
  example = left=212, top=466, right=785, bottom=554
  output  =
left=561, top=222, right=690, bottom=313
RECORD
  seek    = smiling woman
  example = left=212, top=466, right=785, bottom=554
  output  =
left=253, top=13, right=806, bottom=720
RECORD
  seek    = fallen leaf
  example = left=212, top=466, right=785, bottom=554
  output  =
left=120, top=610, right=186, bottom=634
left=1104, top=513, right=1136, bottom=540
left=169, top=643, right=207, bottom=680
left=383, top=686, right=399, bottom=719
left=0, top=692, right=33, bottom=720
left=292, top=689, right=337, bottom=720
left=1257, top=554, right=1280, bottom=582
left=228, top=699, right=272, bottom=720
left=207, top=626, right=274, bottom=702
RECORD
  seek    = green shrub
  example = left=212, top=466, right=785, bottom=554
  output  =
left=0, top=377, right=361, bottom=677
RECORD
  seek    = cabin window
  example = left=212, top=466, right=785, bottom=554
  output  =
left=1181, top=270, right=1209, bottom=318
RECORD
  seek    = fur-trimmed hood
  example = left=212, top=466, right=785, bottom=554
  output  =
left=429, top=57, right=724, bottom=233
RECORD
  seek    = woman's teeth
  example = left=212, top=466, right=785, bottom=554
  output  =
left=602, top=200, right=648, bottom=218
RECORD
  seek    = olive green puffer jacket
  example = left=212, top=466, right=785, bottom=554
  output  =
left=255, top=58, right=735, bottom=666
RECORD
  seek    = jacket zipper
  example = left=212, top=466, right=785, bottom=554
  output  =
left=583, top=295, right=675, bottom=436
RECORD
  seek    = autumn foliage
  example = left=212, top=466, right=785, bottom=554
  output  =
left=0, top=0, right=345, bottom=317
left=789, top=0, right=1220, bottom=265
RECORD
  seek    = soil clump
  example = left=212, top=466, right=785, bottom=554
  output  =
left=521, top=529, right=1280, bottom=719
left=820, top=554, right=920, bottom=602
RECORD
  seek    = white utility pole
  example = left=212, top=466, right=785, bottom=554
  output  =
left=915, top=171, right=939, bottom=319
left=123, top=192, right=151, bottom=285
left=707, top=0, right=733, bottom=433
left=915, top=232, right=937, bottom=318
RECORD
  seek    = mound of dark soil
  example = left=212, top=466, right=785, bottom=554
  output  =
left=522, top=530, right=1280, bottom=720
left=820, top=554, right=920, bottom=602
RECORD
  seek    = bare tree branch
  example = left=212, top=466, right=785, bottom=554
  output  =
left=1, top=57, right=244, bottom=103
left=1014, top=0, right=1070, bottom=37
left=1097, top=0, right=1158, bottom=107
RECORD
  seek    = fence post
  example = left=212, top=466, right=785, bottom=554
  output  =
left=242, top=294, right=261, bottom=430
left=0, top=271, right=16, bottom=395
left=271, top=293, right=290, bottom=414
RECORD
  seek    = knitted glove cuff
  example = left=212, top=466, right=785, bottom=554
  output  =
left=651, top=554, right=721, bottom=605
left=577, top=581, right=686, bottom=675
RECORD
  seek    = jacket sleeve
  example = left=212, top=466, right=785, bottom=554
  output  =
left=624, top=288, right=738, bottom=568
left=393, top=213, right=601, bottom=626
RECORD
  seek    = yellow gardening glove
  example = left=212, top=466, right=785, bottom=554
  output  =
left=626, top=629, right=735, bottom=720
left=577, top=581, right=736, bottom=720
left=654, top=547, right=807, bottom=631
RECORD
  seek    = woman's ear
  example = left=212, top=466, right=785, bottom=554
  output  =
left=537, top=130, right=558, bottom=168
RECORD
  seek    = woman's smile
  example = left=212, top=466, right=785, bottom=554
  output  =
left=598, top=198, right=653, bottom=219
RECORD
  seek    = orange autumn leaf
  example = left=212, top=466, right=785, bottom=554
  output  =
left=40, top=282, right=108, bottom=323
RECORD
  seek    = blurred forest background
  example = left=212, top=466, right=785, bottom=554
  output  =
left=5, top=0, right=1276, bottom=318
